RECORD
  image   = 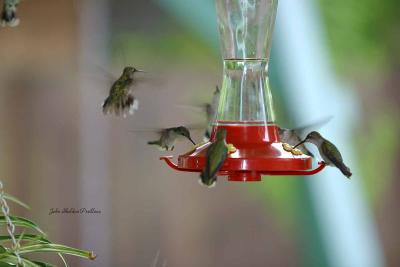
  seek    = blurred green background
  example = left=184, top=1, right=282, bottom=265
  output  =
left=0, top=0, right=399, bottom=266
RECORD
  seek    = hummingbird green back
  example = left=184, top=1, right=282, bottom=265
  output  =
left=200, top=128, right=228, bottom=187
left=320, top=138, right=352, bottom=178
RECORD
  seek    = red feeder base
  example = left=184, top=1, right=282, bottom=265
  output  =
left=160, top=123, right=325, bottom=181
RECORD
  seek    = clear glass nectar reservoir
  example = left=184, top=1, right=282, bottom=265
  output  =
left=216, top=0, right=278, bottom=59
left=215, top=0, right=278, bottom=126
left=160, top=0, right=326, bottom=181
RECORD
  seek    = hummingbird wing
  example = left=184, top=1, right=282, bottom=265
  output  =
left=292, top=116, right=333, bottom=137
left=174, top=104, right=207, bottom=113
left=175, top=85, right=221, bottom=122
left=321, top=140, right=352, bottom=178
left=184, top=123, right=208, bottom=131
left=129, top=128, right=164, bottom=135
left=321, top=139, right=343, bottom=164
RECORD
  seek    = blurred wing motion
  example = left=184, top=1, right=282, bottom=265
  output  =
left=204, top=86, right=221, bottom=140
left=1, top=0, right=20, bottom=27
left=278, top=116, right=333, bottom=157
left=175, top=86, right=220, bottom=141
left=292, top=116, right=333, bottom=137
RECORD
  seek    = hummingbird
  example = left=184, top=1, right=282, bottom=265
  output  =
left=294, top=131, right=352, bottom=178
left=278, top=117, right=333, bottom=157
left=1, top=0, right=20, bottom=27
left=147, top=126, right=196, bottom=151
left=204, top=86, right=221, bottom=140
left=200, top=128, right=228, bottom=187
left=102, top=66, right=145, bottom=117
left=278, top=127, right=314, bottom=157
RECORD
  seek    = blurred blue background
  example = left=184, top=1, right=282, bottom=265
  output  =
left=0, top=0, right=399, bottom=266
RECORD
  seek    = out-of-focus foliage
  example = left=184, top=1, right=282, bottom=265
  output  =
left=112, top=32, right=219, bottom=70
left=355, top=111, right=400, bottom=205
left=318, top=0, right=400, bottom=208
left=318, top=0, right=400, bottom=79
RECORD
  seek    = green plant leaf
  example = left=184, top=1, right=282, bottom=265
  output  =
left=0, top=236, right=69, bottom=266
left=2, top=194, right=30, bottom=210
left=18, top=244, right=96, bottom=260
left=32, top=261, right=57, bottom=267
left=58, top=253, right=68, bottom=267
left=0, top=217, right=45, bottom=235
left=0, top=254, right=41, bottom=267
left=0, top=235, right=49, bottom=244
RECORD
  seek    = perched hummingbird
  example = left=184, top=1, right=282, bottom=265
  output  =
left=1, top=0, right=20, bottom=27
left=102, top=66, right=145, bottom=117
left=294, top=131, right=352, bottom=178
left=200, top=128, right=228, bottom=187
left=204, top=86, right=221, bottom=140
left=147, top=126, right=196, bottom=151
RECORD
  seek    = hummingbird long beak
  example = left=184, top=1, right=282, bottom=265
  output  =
left=293, top=140, right=306, bottom=149
left=135, top=69, right=146, bottom=73
left=188, top=136, right=196, bottom=145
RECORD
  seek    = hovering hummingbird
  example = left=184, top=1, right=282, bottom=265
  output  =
left=200, top=128, right=228, bottom=187
left=102, top=66, right=145, bottom=117
left=278, top=117, right=333, bottom=157
left=278, top=127, right=314, bottom=157
left=1, top=0, right=20, bottom=27
left=294, top=131, right=352, bottom=178
left=147, top=126, right=196, bottom=151
left=204, top=86, right=221, bottom=140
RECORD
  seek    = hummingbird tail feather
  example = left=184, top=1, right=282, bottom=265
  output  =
left=126, top=94, right=139, bottom=115
left=102, top=97, right=112, bottom=114
left=102, top=93, right=139, bottom=117
left=199, top=173, right=216, bottom=188
left=1, top=2, right=19, bottom=27
left=338, top=162, right=352, bottom=178
left=147, top=140, right=160, bottom=146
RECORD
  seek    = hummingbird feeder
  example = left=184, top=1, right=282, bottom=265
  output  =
left=161, top=0, right=326, bottom=181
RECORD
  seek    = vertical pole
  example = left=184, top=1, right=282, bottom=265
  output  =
left=273, top=0, right=386, bottom=267
left=79, top=1, right=111, bottom=266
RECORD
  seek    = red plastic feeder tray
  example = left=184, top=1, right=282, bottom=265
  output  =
left=160, top=0, right=326, bottom=181
left=161, top=123, right=325, bottom=181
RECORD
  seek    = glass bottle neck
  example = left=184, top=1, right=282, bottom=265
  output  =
left=215, top=59, right=275, bottom=125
